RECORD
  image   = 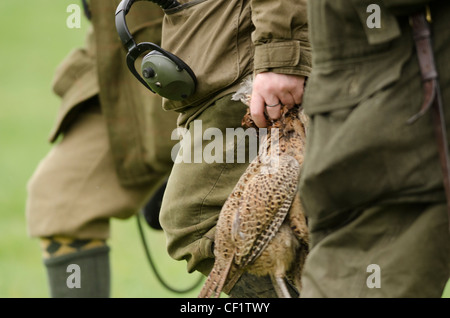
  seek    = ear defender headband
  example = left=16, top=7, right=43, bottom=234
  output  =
left=115, top=0, right=197, bottom=101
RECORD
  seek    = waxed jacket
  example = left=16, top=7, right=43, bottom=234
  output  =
left=49, top=0, right=177, bottom=186
left=299, top=0, right=450, bottom=230
left=159, top=0, right=311, bottom=116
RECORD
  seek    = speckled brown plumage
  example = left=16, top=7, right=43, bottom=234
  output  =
left=198, top=104, right=309, bottom=298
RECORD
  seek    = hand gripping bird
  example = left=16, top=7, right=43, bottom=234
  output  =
left=198, top=78, right=309, bottom=298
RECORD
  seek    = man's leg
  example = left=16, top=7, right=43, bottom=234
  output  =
left=301, top=202, right=450, bottom=297
left=160, top=96, right=250, bottom=276
left=40, top=237, right=110, bottom=298
left=26, top=103, right=162, bottom=297
left=160, top=95, right=284, bottom=297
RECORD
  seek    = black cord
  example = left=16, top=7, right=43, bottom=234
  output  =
left=81, top=0, right=91, bottom=20
left=136, top=213, right=204, bottom=294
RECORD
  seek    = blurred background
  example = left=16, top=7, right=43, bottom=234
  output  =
left=0, top=0, right=203, bottom=297
left=0, top=0, right=448, bottom=298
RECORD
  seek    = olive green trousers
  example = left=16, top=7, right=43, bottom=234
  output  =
left=160, top=95, right=250, bottom=276
left=26, top=102, right=166, bottom=239
left=300, top=202, right=450, bottom=298
left=160, top=95, right=288, bottom=297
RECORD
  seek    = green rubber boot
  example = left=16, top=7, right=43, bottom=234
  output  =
left=43, top=245, right=110, bottom=298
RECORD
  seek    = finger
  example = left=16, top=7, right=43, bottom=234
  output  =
left=292, top=77, right=305, bottom=105
left=278, top=92, right=296, bottom=110
left=250, top=93, right=268, bottom=128
left=293, top=86, right=304, bottom=106
left=264, top=101, right=282, bottom=121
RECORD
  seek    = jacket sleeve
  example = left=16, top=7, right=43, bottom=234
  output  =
left=250, top=0, right=311, bottom=77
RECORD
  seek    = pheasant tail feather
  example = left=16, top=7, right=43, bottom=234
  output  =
left=198, top=256, right=234, bottom=298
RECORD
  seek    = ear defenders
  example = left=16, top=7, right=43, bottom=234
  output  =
left=115, top=0, right=197, bottom=101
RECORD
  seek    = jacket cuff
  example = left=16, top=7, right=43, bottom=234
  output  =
left=254, top=40, right=311, bottom=77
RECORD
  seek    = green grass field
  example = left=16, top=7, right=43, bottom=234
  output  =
left=0, top=0, right=448, bottom=298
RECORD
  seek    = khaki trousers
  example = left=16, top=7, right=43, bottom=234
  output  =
left=160, top=95, right=250, bottom=276
left=301, top=202, right=450, bottom=298
left=26, top=102, right=169, bottom=239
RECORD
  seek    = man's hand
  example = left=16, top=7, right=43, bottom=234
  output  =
left=250, top=73, right=305, bottom=128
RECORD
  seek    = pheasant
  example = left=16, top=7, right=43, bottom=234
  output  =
left=198, top=81, right=309, bottom=298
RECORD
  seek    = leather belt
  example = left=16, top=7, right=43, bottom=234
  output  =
left=408, top=10, right=450, bottom=232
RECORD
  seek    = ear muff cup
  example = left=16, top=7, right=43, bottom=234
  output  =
left=141, top=51, right=196, bottom=101
left=115, top=0, right=197, bottom=100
